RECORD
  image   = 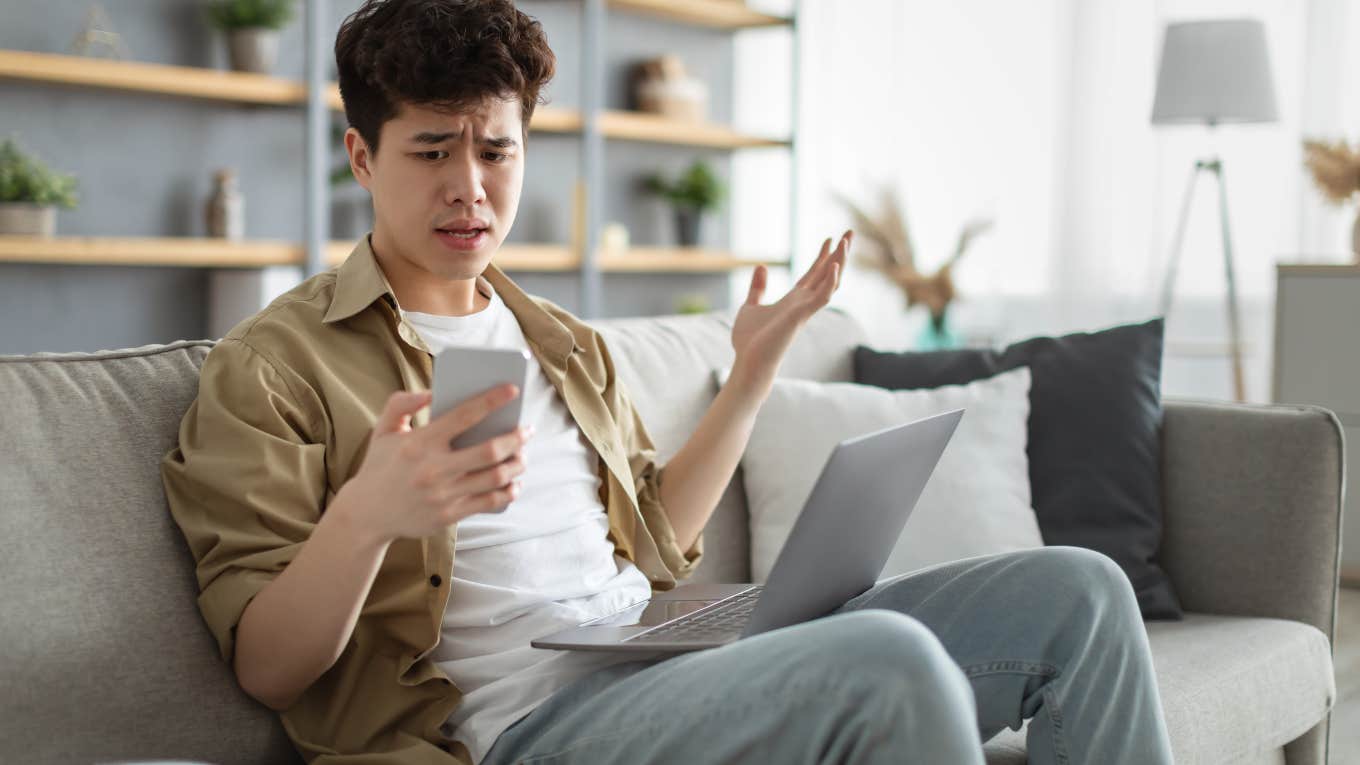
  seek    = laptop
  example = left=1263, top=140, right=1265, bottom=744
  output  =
left=530, top=408, right=964, bottom=654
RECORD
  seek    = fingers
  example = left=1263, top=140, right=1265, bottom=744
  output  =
left=457, top=453, right=527, bottom=496
left=443, top=485, right=520, bottom=519
left=797, top=237, right=833, bottom=289
left=830, top=231, right=851, bottom=289
left=424, top=383, right=519, bottom=445
left=441, top=424, right=532, bottom=473
left=423, top=431, right=530, bottom=521
left=744, top=264, right=768, bottom=306
left=805, top=233, right=850, bottom=304
left=799, top=230, right=853, bottom=290
left=374, top=390, right=433, bottom=436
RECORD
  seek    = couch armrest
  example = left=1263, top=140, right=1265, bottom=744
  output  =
left=1159, top=398, right=1345, bottom=641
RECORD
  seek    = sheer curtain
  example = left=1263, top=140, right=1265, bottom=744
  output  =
left=736, top=0, right=1360, bottom=402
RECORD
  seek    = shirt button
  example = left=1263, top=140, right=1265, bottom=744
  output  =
left=429, top=574, right=442, bottom=587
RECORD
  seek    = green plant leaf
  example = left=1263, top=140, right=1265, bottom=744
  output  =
left=205, top=0, right=296, bottom=31
left=0, top=138, right=80, bottom=208
left=643, top=159, right=725, bottom=211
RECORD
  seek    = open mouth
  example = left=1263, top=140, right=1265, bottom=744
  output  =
left=434, top=226, right=490, bottom=251
left=436, top=228, right=485, bottom=239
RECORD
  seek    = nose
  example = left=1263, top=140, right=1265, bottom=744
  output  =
left=442, top=151, right=487, bottom=208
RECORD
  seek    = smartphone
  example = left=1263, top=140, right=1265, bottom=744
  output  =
left=430, top=345, right=531, bottom=450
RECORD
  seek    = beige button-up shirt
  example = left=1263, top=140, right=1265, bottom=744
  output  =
left=161, top=235, right=703, bottom=763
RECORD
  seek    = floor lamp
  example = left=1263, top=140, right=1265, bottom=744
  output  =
left=1151, top=19, right=1278, bottom=402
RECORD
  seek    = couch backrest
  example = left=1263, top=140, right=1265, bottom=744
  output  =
left=0, top=341, right=296, bottom=764
left=593, top=307, right=867, bottom=582
left=0, top=307, right=867, bottom=763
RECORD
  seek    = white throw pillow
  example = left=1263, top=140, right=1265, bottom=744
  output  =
left=719, top=366, right=1042, bottom=582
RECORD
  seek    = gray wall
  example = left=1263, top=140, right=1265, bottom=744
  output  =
left=0, top=0, right=739, bottom=354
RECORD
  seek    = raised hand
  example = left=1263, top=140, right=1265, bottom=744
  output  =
left=728, top=230, right=852, bottom=397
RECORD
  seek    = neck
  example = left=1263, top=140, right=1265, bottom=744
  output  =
left=369, top=228, right=489, bottom=316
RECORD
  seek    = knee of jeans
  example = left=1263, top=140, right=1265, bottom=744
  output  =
left=814, top=610, right=968, bottom=693
left=1028, top=546, right=1140, bottom=623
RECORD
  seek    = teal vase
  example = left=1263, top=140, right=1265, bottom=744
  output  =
left=915, top=311, right=958, bottom=350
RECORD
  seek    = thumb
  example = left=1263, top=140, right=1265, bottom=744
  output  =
left=745, top=265, right=767, bottom=306
left=374, top=390, right=432, bottom=435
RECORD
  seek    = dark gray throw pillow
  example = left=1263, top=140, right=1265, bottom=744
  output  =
left=853, top=318, right=1182, bottom=620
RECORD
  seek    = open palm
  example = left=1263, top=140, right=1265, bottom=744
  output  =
left=730, top=230, right=852, bottom=392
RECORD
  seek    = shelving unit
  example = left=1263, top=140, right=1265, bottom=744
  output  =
left=0, top=235, right=574, bottom=271
left=596, top=247, right=788, bottom=272
left=576, top=0, right=798, bottom=315
left=0, top=235, right=300, bottom=268
left=0, top=0, right=799, bottom=319
left=595, top=110, right=788, bottom=149
left=0, top=49, right=306, bottom=105
left=0, top=235, right=783, bottom=275
left=608, top=0, right=790, bottom=29
left=0, top=48, right=790, bottom=153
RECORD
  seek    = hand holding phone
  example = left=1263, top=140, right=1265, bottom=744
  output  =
left=431, top=346, right=531, bottom=450
left=331, top=347, right=534, bottom=543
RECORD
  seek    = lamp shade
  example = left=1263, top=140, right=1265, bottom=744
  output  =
left=1151, top=19, right=1278, bottom=126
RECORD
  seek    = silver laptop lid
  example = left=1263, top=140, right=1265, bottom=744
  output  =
left=741, top=408, right=964, bottom=638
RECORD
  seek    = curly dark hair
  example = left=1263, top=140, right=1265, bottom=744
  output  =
left=335, top=0, right=556, bottom=156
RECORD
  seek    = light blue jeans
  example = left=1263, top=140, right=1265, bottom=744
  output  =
left=481, top=546, right=1175, bottom=764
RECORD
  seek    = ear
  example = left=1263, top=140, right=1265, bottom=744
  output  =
left=344, top=127, right=373, bottom=191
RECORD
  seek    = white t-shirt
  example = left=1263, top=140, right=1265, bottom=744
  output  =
left=400, top=280, right=657, bottom=764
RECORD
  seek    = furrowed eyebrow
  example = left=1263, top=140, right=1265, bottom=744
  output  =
left=410, top=131, right=519, bottom=150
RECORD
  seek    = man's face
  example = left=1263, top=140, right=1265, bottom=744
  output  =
left=346, top=97, right=524, bottom=283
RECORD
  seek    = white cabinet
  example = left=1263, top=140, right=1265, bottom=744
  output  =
left=1274, top=264, right=1360, bottom=582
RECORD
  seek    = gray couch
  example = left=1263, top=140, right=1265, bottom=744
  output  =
left=0, top=308, right=1342, bottom=764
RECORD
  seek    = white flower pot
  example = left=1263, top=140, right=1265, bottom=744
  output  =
left=227, top=28, right=281, bottom=74
left=0, top=203, right=57, bottom=237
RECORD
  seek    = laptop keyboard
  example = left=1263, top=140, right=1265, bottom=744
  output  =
left=622, top=587, right=764, bottom=644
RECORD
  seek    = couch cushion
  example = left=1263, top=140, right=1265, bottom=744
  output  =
left=854, top=319, right=1182, bottom=620
left=0, top=342, right=297, bottom=764
left=1148, top=613, right=1332, bottom=763
left=593, top=307, right=868, bottom=583
left=727, top=367, right=1041, bottom=583
left=981, top=613, right=1331, bottom=763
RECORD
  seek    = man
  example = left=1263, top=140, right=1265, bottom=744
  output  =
left=162, top=1, right=1175, bottom=763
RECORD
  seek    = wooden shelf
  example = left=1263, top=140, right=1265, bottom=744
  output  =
left=596, top=247, right=788, bottom=272
left=0, top=236, right=301, bottom=267
left=598, top=110, right=788, bottom=148
left=0, top=49, right=306, bottom=106
left=323, top=83, right=583, bottom=134
left=0, top=236, right=582, bottom=272
left=1, top=51, right=779, bottom=148
left=608, top=0, right=792, bottom=29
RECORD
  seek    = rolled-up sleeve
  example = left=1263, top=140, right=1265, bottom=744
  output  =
left=161, top=338, right=328, bottom=662
left=603, top=350, right=704, bottom=582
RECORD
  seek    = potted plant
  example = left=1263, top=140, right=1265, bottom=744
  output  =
left=644, top=160, right=725, bottom=247
left=205, top=0, right=296, bottom=75
left=0, top=138, right=79, bottom=237
left=1303, top=137, right=1360, bottom=262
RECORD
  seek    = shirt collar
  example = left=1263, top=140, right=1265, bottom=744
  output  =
left=323, top=233, right=580, bottom=365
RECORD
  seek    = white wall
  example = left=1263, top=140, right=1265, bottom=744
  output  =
left=734, top=0, right=1360, bottom=402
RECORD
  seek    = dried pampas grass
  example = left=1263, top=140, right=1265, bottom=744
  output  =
left=833, top=184, right=993, bottom=322
left=1303, top=139, right=1360, bottom=204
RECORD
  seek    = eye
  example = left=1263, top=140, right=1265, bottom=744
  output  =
left=483, top=152, right=509, bottom=163
left=417, top=151, right=448, bottom=161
